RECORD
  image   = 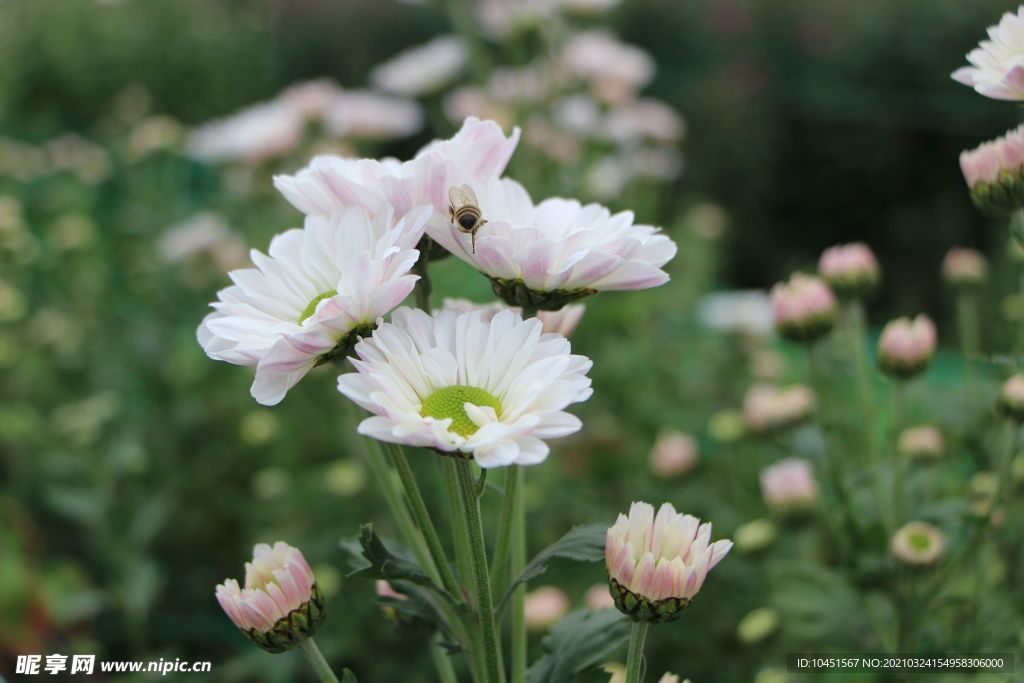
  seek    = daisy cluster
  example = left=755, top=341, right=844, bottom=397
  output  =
left=198, top=117, right=676, bottom=466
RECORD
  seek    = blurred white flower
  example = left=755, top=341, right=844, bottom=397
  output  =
left=953, top=6, right=1024, bottom=100
left=322, top=90, right=423, bottom=140
left=698, top=290, right=774, bottom=337
left=197, top=206, right=430, bottom=406
left=561, top=31, right=654, bottom=104
left=337, top=307, right=593, bottom=467
left=476, top=0, right=556, bottom=39
left=584, top=156, right=630, bottom=200
left=371, top=36, right=468, bottom=96
left=188, top=101, right=304, bottom=165
left=553, top=95, right=603, bottom=135
left=427, top=177, right=676, bottom=304
left=743, top=384, right=815, bottom=433
left=278, top=78, right=345, bottom=119
left=603, top=99, right=685, bottom=144
left=444, top=87, right=514, bottom=130
left=158, top=212, right=247, bottom=270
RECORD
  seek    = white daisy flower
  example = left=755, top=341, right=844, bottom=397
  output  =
left=426, top=177, right=676, bottom=309
left=197, top=206, right=431, bottom=406
left=272, top=117, right=520, bottom=223
left=336, top=307, right=593, bottom=467
left=953, top=6, right=1024, bottom=101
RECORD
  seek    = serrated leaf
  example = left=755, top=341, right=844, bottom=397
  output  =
left=343, top=524, right=434, bottom=587
left=498, top=523, right=606, bottom=612
left=526, top=609, right=631, bottom=683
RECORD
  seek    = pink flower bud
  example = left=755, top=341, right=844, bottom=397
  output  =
left=760, top=458, right=818, bottom=514
left=877, top=315, right=936, bottom=379
left=898, top=425, right=944, bottom=461
left=942, top=248, right=988, bottom=287
left=743, top=383, right=815, bottom=434
left=770, top=273, right=836, bottom=342
left=524, top=586, right=570, bottom=630
left=959, top=125, right=1024, bottom=216
left=817, top=243, right=880, bottom=298
left=215, top=542, right=324, bottom=653
left=605, top=501, right=732, bottom=622
left=585, top=583, right=616, bottom=610
left=648, top=431, right=699, bottom=478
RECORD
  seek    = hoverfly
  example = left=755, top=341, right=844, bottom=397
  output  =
left=448, top=184, right=487, bottom=253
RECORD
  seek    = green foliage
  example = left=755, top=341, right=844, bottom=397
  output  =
left=526, top=609, right=632, bottom=683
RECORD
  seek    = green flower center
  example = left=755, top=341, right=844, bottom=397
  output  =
left=907, top=531, right=931, bottom=552
left=420, top=385, right=502, bottom=438
left=299, top=291, right=337, bottom=324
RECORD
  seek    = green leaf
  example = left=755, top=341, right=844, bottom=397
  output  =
left=526, top=609, right=631, bottom=683
left=498, top=523, right=606, bottom=613
left=343, top=523, right=434, bottom=587
left=341, top=668, right=358, bottom=683
left=340, top=524, right=472, bottom=652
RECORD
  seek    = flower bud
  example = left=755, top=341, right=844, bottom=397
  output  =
left=877, top=315, right=936, bottom=379
left=959, top=125, right=1024, bottom=217
left=605, top=502, right=732, bottom=623
left=890, top=521, right=944, bottom=567
left=770, top=273, right=836, bottom=342
left=743, top=384, right=815, bottom=434
left=215, top=542, right=325, bottom=653
left=737, top=607, right=779, bottom=645
left=998, top=374, right=1024, bottom=420
left=942, top=248, right=988, bottom=288
left=817, top=243, right=880, bottom=299
left=648, top=430, right=699, bottom=478
left=585, top=583, right=616, bottom=610
left=760, top=458, right=819, bottom=515
left=734, top=518, right=778, bottom=554
left=524, top=586, right=570, bottom=630
left=898, top=425, right=944, bottom=461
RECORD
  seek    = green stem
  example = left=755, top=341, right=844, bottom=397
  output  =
left=443, top=460, right=485, bottom=683
left=456, top=459, right=505, bottom=683
left=361, top=435, right=435, bottom=579
left=414, top=253, right=433, bottom=313
left=624, top=621, right=649, bottom=683
left=430, top=636, right=459, bottom=683
left=384, top=442, right=462, bottom=597
left=297, top=638, right=341, bottom=683
left=490, top=467, right=519, bottom=592
left=956, top=292, right=980, bottom=416
left=846, top=300, right=877, bottom=463
left=509, top=467, right=527, bottom=683
left=807, top=342, right=857, bottom=559
left=891, top=382, right=907, bottom=532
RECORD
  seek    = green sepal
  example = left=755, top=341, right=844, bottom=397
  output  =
left=242, top=583, right=326, bottom=654
left=489, top=277, right=597, bottom=311
left=608, top=577, right=690, bottom=624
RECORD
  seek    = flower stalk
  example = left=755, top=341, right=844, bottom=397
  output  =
left=455, top=459, right=505, bottom=683
left=624, top=621, right=649, bottom=683
left=297, top=638, right=341, bottom=683
left=384, top=441, right=462, bottom=596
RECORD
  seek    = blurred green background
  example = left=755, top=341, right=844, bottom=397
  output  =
left=2, top=1, right=1022, bottom=681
